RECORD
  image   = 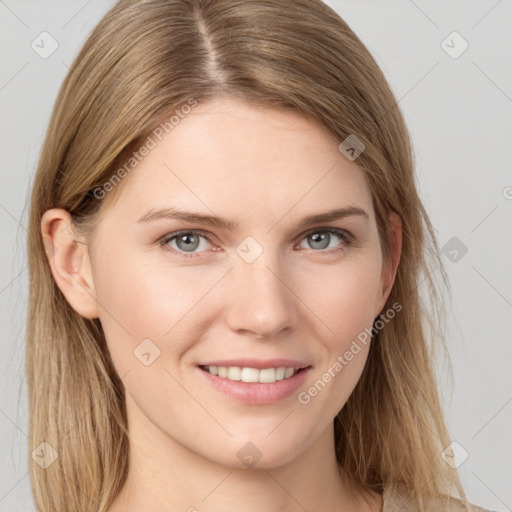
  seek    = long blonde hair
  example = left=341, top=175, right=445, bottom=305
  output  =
left=26, top=0, right=467, bottom=510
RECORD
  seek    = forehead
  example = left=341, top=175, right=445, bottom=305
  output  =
left=100, top=98, right=374, bottom=227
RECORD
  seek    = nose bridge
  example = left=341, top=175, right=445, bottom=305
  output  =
left=226, top=237, right=295, bottom=337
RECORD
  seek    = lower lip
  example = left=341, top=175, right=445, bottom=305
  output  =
left=196, top=366, right=312, bottom=405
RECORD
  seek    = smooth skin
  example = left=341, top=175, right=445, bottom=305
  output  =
left=42, top=98, right=401, bottom=512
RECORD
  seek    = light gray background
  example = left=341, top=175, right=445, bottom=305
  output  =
left=1, top=1, right=511, bottom=511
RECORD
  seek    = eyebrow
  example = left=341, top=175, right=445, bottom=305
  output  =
left=136, top=205, right=369, bottom=231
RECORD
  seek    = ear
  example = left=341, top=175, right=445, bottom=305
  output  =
left=375, top=210, right=402, bottom=316
left=41, top=208, right=99, bottom=319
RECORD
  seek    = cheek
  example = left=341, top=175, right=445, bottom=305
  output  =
left=94, top=240, right=383, bottom=362
left=295, top=252, right=383, bottom=345
left=92, top=249, right=227, bottom=369
left=292, top=256, right=382, bottom=421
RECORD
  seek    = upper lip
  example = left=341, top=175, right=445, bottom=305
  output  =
left=198, top=358, right=311, bottom=370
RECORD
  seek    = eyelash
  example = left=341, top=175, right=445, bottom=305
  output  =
left=159, top=228, right=354, bottom=260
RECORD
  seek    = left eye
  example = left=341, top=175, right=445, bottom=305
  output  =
left=160, top=228, right=351, bottom=258
left=297, top=229, right=350, bottom=252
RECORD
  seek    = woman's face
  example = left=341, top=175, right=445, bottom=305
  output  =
left=86, top=98, right=394, bottom=469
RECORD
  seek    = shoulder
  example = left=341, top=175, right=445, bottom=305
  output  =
left=382, top=482, right=497, bottom=512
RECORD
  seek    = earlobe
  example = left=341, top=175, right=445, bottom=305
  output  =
left=41, top=208, right=100, bottom=319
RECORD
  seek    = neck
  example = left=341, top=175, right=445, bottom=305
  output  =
left=108, top=394, right=381, bottom=512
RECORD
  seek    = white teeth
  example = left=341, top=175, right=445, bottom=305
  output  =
left=204, top=365, right=299, bottom=383
left=275, top=367, right=286, bottom=380
left=227, top=366, right=242, bottom=380
left=258, top=368, right=276, bottom=384
left=241, top=367, right=259, bottom=383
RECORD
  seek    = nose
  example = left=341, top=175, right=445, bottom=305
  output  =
left=224, top=253, right=297, bottom=339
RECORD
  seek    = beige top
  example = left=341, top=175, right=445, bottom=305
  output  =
left=382, top=483, right=497, bottom=512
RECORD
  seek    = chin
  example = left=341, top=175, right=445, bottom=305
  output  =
left=200, top=434, right=305, bottom=471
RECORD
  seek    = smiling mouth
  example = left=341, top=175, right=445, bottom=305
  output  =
left=199, top=365, right=310, bottom=384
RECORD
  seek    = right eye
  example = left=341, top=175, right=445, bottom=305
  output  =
left=160, top=230, right=216, bottom=259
